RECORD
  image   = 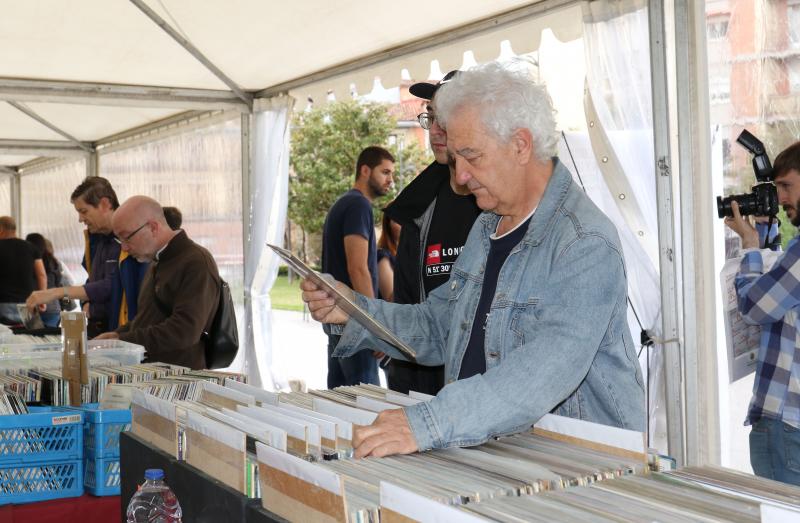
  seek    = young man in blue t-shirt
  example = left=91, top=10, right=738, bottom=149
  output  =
left=321, top=146, right=395, bottom=388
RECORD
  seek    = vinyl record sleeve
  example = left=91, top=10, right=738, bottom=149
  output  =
left=267, top=244, right=416, bottom=361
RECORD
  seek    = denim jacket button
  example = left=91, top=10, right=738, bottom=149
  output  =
left=488, top=352, right=500, bottom=358
left=461, top=322, right=469, bottom=330
left=450, top=281, right=457, bottom=290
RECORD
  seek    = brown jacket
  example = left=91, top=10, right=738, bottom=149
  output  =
left=117, top=231, right=220, bottom=369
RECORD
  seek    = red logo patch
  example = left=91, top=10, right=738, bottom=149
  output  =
left=426, top=244, right=441, bottom=265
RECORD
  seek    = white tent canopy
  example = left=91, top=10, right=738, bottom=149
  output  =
left=0, top=0, right=719, bottom=470
left=0, top=0, right=570, bottom=167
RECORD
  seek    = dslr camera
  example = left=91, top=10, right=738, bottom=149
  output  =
left=716, top=130, right=779, bottom=218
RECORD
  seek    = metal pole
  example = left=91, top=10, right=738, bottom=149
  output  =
left=87, top=151, right=99, bottom=178
left=129, top=0, right=252, bottom=110
left=241, top=112, right=253, bottom=377
left=648, top=0, right=686, bottom=466
left=10, top=171, right=21, bottom=232
left=7, top=102, right=93, bottom=153
left=674, top=0, right=720, bottom=466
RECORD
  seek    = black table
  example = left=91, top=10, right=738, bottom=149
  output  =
left=120, top=432, right=286, bottom=523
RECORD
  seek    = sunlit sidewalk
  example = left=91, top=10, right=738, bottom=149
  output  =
left=270, top=309, right=386, bottom=391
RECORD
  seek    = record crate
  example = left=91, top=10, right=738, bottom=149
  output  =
left=0, top=407, right=84, bottom=504
left=84, top=455, right=121, bottom=496
left=68, top=403, right=131, bottom=496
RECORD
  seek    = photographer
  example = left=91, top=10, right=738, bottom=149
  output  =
left=724, top=140, right=800, bottom=486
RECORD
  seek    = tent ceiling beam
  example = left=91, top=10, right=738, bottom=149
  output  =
left=7, top=101, right=93, bottom=153
left=94, top=109, right=223, bottom=149
left=0, top=78, right=250, bottom=111
left=0, top=139, right=89, bottom=157
left=256, top=0, right=577, bottom=98
left=129, top=0, right=253, bottom=111
left=0, top=166, right=17, bottom=175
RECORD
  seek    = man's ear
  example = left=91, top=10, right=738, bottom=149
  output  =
left=358, top=164, right=371, bottom=181
left=512, top=128, right=534, bottom=165
left=99, top=197, right=113, bottom=212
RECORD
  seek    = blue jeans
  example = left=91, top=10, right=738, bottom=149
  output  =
left=750, top=417, right=800, bottom=486
left=40, top=312, right=60, bottom=328
left=0, top=303, right=21, bottom=325
left=327, top=334, right=378, bottom=389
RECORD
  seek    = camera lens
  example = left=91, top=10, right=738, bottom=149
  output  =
left=716, top=196, right=729, bottom=218
left=717, top=193, right=758, bottom=218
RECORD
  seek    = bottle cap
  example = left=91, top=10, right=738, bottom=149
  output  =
left=144, top=468, right=165, bottom=480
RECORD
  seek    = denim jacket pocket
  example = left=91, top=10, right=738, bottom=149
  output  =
left=509, top=300, right=539, bottom=348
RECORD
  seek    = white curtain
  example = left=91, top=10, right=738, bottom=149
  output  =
left=581, top=0, right=666, bottom=451
left=243, top=96, right=294, bottom=389
left=19, top=159, right=89, bottom=280
left=97, top=117, right=245, bottom=364
left=0, top=174, right=11, bottom=217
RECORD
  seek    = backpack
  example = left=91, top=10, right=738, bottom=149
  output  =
left=202, top=279, right=239, bottom=369
left=153, top=277, right=239, bottom=369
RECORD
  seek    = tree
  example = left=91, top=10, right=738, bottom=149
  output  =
left=289, top=100, right=432, bottom=240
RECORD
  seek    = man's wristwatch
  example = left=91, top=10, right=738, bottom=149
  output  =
left=62, top=288, right=69, bottom=301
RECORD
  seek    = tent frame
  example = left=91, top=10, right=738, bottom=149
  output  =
left=5, top=0, right=718, bottom=467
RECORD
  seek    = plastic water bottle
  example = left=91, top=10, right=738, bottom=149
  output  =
left=126, top=468, right=183, bottom=523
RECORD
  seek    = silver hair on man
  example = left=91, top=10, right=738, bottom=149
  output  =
left=434, top=60, right=558, bottom=162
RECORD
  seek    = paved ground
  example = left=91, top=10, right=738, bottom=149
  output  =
left=269, top=309, right=385, bottom=391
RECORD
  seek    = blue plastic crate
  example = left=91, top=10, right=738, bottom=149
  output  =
left=0, top=459, right=83, bottom=505
left=0, top=407, right=83, bottom=464
left=84, top=456, right=120, bottom=496
left=76, top=403, right=131, bottom=459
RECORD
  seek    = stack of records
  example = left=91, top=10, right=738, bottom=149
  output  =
left=0, top=390, right=28, bottom=415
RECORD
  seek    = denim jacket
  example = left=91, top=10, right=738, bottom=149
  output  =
left=333, top=159, right=645, bottom=450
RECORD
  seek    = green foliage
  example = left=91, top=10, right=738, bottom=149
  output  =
left=778, top=208, right=798, bottom=249
left=289, top=100, right=433, bottom=237
left=289, top=100, right=395, bottom=235
left=269, top=274, right=304, bottom=312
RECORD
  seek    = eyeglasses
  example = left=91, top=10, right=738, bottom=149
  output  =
left=417, top=112, right=436, bottom=130
left=114, top=222, right=148, bottom=245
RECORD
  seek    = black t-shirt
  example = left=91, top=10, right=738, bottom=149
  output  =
left=459, top=216, right=532, bottom=380
left=422, top=184, right=482, bottom=297
left=0, top=238, right=42, bottom=302
left=321, top=189, right=378, bottom=297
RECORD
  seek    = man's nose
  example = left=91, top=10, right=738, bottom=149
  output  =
left=453, top=158, right=471, bottom=186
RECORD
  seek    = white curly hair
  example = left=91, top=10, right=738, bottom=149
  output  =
left=434, top=60, right=558, bottom=161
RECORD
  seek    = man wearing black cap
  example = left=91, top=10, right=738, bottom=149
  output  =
left=382, top=71, right=482, bottom=395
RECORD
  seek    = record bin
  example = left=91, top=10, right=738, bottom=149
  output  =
left=65, top=402, right=132, bottom=496
left=0, top=407, right=84, bottom=504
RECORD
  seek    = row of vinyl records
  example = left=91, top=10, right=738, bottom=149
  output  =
left=128, top=381, right=800, bottom=522
left=0, top=363, right=246, bottom=406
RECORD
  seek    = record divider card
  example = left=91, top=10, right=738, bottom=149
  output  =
left=532, top=413, right=648, bottom=464
left=131, top=391, right=180, bottom=458
left=184, top=410, right=247, bottom=494
left=256, top=442, right=347, bottom=523
left=61, top=311, right=89, bottom=406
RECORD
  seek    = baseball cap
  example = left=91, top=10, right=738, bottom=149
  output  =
left=409, top=70, right=460, bottom=100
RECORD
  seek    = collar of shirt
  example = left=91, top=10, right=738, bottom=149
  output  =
left=154, top=243, right=169, bottom=262
left=491, top=206, right=538, bottom=240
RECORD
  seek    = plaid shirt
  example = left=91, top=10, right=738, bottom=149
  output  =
left=735, top=237, right=800, bottom=427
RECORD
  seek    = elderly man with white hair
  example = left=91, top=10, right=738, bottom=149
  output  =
left=302, top=61, right=645, bottom=458
left=95, top=195, right=221, bottom=370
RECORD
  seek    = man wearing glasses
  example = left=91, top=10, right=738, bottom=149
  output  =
left=95, top=195, right=221, bottom=370
left=26, top=177, right=147, bottom=336
left=382, top=70, right=481, bottom=395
